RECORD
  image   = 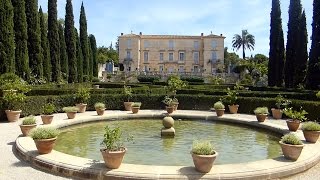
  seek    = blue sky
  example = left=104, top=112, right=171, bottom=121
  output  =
left=38, top=0, right=313, bottom=57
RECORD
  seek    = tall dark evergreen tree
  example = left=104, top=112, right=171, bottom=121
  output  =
left=48, top=0, right=61, bottom=82
left=39, top=6, right=51, bottom=82
left=306, top=0, right=320, bottom=89
left=80, top=2, right=90, bottom=80
left=284, top=0, right=302, bottom=88
left=25, top=0, right=43, bottom=79
left=59, top=23, right=68, bottom=81
left=88, top=37, right=93, bottom=80
left=75, top=28, right=83, bottom=82
left=65, top=0, right=77, bottom=83
left=89, top=34, right=98, bottom=77
left=0, top=0, right=15, bottom=74
left=268, top=0, right=285, bottom=87
left=12, top=0, right=30, bottom=80
left=294, top=10, right=308, bottom=87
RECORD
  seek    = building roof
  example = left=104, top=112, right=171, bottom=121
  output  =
left=120, top=33, right=225, bottom=39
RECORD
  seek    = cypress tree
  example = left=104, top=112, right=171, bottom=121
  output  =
left=65, top=0, right=77, bottom=83
left=268, top=0, right=285, bottom=87
left=306, top=0, right=320, bottom=89
left=48, top=0, right=61, bottom=82
left=75, top=28, right=83, bottom=82
left=0, top=0, right=15, bottom=74
left=59, top=23, right=68, bottom=81
left=80, top=2, right=90, bottom=79
left=25, top=0, right=43, bottom=79
left=88, top=37, right=93, bottom=80
left=294, top=10, right=308, bottom=87
left=12, top=0, right=30, bottom=80
left=39, top=6, right=51, bottom=82
left=284, top=0, right=302, bottom=88
left=89, top=34, right=98, bottom=77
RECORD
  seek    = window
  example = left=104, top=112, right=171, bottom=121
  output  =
left=144, top=52, right=148, bottom=62
left=194, top=41, right=199, bottom=50
left=211, top=51, right=217, bottom=63
left=179, top=52, right=185, bottom=61
left=160, top=53, right=164, bottom=61
left=144, top=66, right=148, bottom=72
left=144, top=40, right=149, bottom=48
left=179, top=66, right=184, bottom=73
left=159, top=65, right=164, bottom=72
left=169, top=40, right=174, bottom=49
left=127, top=39, right=132, bottom=48
left=211, top=40, right=217, bottom=49
left=169, top=53, right=174, bottom=61
left=193, top=52, right=199, bottom=64
left=168, top=67, right=174, bottom=73
left=126, top=51, right=131, bottom=59
left=194, top=66, right=199, bottom=73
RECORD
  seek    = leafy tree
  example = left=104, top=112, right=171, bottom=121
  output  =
left=59, top=23, right=68, bottom=81
left=306, top=0, right=320, bottom=89
left=97, top=46, right=108, bottom=64
left=25, top=0, right=43, bottom=79
left=39, top=7, right=51, bottom=82
left=224, top=47, right=240, bottom=72
left=89, top=34, right=98, bottom=77
left=75, top=28, right=83, bottom=82
left=268, top=0, right=285, bottom=87
left=80, top=2, right=89, bottom=77
left=65, top=0, right=77, bottom=83
left=48, top=0, right=61, bottom=82
left=107, top=43, right=119, bottom=64
left=232, top=30, right=255, bottom=59
left=12, top=0, right=30, bottom=80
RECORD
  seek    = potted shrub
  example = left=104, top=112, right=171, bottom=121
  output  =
left=100, top=125, right=133, bottom=169
left=74, top=87, right=90, bottom=113
left=271, top=94, right=291, bottom=119
left=29, top=127, right=60, bottom=154
left=123, top=85, right=133, bottom=111
left=213, top=101, right=225, bottom=117
left=62, top=106, right=79, bottom=119
left=223, top=88, right=239, bottom=114
left=95, top=102, right=106, bottom=116
left=20, top=116, right=37, bottom=136
left=191, top=140, right=218, bottom=173
left=279, top=133, right=304, bottom=161
left=162, top=96, right=175, bottom=114
left=41, top=103, right=55, bottom=124
left=131, top=102, right=141, bottom=114
left=166, top=75, right=186, bottom=110
left=172, top=97, right=179, bottom=111
left=283, top=107, right=308, bottom=131
left=254, top=107, right=269, bottom=122
left=3, top=90, right=26, bottom=122
left=301, top=122, right=320, bottom=143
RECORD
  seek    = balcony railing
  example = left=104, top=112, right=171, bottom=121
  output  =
left=123, top=58, right=133, bottom=64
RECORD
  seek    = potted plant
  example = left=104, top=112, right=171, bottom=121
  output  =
left=166, top=75, right=186, bottom=110
left=29, top=127, right=60, bottom=154
left=3, top=90, right=26, bottom=122
left=62, top=106, right=79, bottom=119
left=279, top=133, right=304, bottom=161
left=271, top=94, right=291, bottom=119
left=223, top=88, right=239, bottom=114
left=172, top=97, right=179, bottom=111
left=131, top=102, right=141, bottom=114
left=301, top=122, right=320, bottom=143
left=100, top=125, right=133, bottom=169
left=41, top=103, right=55, bottom=124
left=162, top=96, right=175, bottom=114
left=191, top=140, right=218, bottom=173
left=74, top=87, right=90, bottom=113
left=20, top=116, right=37, bottom=136
left=213, top=101, right=225, bottom=117
left=283, top=107, right=308, bottom=131
left=95, top=102, right=106, bottom=116
left=254, top=107, right=269, bottom=122
left=123, top=85, right=133, bottom=111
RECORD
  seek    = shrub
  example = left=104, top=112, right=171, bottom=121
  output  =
left=0, top=73, right=30, bottom=93
left=222, top=88, right=238, bottom=105
left=94, top=102, right=105, bottom=109
left=254, top=107, right=269, bottom=115
left=137, top=74, right=161, bottom=83
left=283, top=107, right=308, bottom=121
left=101, top=125, right=133, bottom=151
left=192, top=140, right=215, bottom=155
left=181, top=76, right=204, bottom=83
left=213, top=101, right=225, bottom=109
left=275, top=94, right=291, bottom=109
left=3, top=90, right=26, bottom=111
left=167, top=75, right=187, bottom=95
left=22, top=116, right=36, bottom=125
left=131, top=102, right=141, bottom=107
left=43, top=103, right=55, bottom=115
left=62, top=106, right=79, bottom=113
left=301, top=122, right=320, bottom=131
left=74, top=87, right=90, bottom=103
left=123, top=85, right=133, bottom=102
left=92, top=77, right=100, bottom=83
left=30, top=127, right=60, bottom=140
left=280, top=133, right=303, bottom=145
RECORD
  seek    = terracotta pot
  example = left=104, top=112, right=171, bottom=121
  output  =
left=228, top=105, right=239, bottom=114
left=172, top=103, right=179, bottom=111
left=124, top=102, right=133, bottom=111
left=215, top=109, right=225, bottom=117
left=271, top=108, right=283, bottom=119
left=76, top=103, right=87, bottom=113
left=19, top=124, right=37, bottom=136
left=191, top=151, right=218, bottom=173
left=286, top=120, right=300, bottom=131
left=279, top=141, right=304, bottom=161
left=34, top=137, right=57, bottom=154
left=66, top=112, right=77, bottom=119
left=96, top=108, right=105, bottom=116
left=256, top=114, right=268, bottom=122
left=5, top=110, right=22, bottom=122
left=166, top=106, right=174, bottom=114
left=131, top=107, right=140, bottom=114
left=100, top=148, right=127, bottom=169
left=41, top=115, right=54, bottom=124
left=303, top=131, right=320, bottom=143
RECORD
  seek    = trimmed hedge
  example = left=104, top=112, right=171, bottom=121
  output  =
left=137, top=74, right=161, bottom=83
left=181, top=76, right=204, bottom=83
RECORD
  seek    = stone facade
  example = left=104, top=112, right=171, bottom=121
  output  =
left=119, top=32, right=225, bottom=74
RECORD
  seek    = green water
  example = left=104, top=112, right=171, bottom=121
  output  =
left=54, top=119, right=282, bottom=166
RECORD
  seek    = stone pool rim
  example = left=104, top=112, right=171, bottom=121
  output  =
left=15, top=110, right=320, bottom=180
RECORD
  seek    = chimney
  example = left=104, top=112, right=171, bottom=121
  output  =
left=121, top=33, right=123, bottom=36
left=139, top=32, right=142, bottom=35
left=220, top=34, right=223, bottom=36
left=201, top=33, right=204, bottom=36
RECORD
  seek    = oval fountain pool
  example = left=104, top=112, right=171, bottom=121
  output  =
left=54, top=119, right=281, bottom=166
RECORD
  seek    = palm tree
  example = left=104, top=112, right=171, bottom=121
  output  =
left=232, top=30, right=255, bottom=59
